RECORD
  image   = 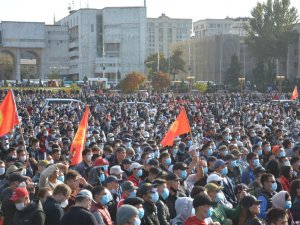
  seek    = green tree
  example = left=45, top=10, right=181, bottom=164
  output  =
left=48, top=71, right=60, bottom=79
left=224, top=54, right=242, bottom=87
left=169, top=49, right=186, bottom=79
left=194, top=82, right=208, bottom=93
left=119, top=72, right=146, bottom=93
left=152, top=72, right=172, bottom=92
left=145, top=53, right=168, bottom=76
left=245, top=0, right=298, bottom=83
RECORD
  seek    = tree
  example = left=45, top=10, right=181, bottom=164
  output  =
left=224, top=54, right=242, bottom=87
left=145, top=53, right=168, bottom=75
left=194, top=82, right=208, bottom=93
left=119, top=72, right=146, bottom=93
left=245, top=0, right=298, bottom=83
left=48, top=71, right=60, bottom=79
left=152, top=72, right=172, bottom=92
left=83, top=76, right=88, bottom=84
left=169, top=49, right=186, bottom=79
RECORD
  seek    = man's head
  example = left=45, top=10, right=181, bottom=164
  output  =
left=121, top=181, right=137, bottom=198
left=117, top=205, right=139, bottom=225
left=64, top=170, right=80, bottom=191
left=193, top=194, right=213, bottom=221
left=247, top=152, right=259, bottom=168
left=137, top=183, right=158, bottom=204
left=261, top=173, right=276, bottom=193
left=165, top=173, right=181, bottom=194
left=82, top=148, right=93, bottom=163
left=10, top=187, right=30, bottom=211
left=52, top=184, right=72, bottom=206
left=75, top=189, right=94, bottom=210
left=266, top=208, right=288, bottom=225
left=205, top=183, right=223, bottom=202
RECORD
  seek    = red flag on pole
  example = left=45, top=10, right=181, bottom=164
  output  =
left=0, top=90, right=19, bottom=137
left=161, top=108, right=191, bottom=147
left=291, top=85, right=298, bottom=100
left=70, top=106, right=90, bottom=166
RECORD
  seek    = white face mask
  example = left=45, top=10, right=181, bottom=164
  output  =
left=18, top=182, right=26, bottom=188
left=48, top=159, right=54, bottom=164
left=19, top=156, right=27, bottom=162
left=86, top=154, right=92, bottom=161
left=60, top=199, right=69, bottom=208
left=0, top=168, right=5, bottom=176
left=15, top=202, right=25, bottom=211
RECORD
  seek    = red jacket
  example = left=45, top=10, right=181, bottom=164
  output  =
left=279, top=175, right=291, bottom=192
left=127, top=175, right=140, bottom=187
left=184, top=216, right=206, bottom=225
left=90, top=202, right=113, bottom=225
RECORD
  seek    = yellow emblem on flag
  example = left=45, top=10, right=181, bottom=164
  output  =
left=0, top=111, right=3, bottom=127
left=170, top=121, right=179, bottom=133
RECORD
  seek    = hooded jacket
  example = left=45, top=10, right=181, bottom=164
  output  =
left=171, top=197, right=193, bottom=225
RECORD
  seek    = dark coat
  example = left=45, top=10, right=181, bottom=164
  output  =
left=60, top=206, right=98, bottom=225
left=43, top=197, right=64, bottom=225
left=12, top=200, right=45, bottom=225
left=141, top=201, right=160, bottom=225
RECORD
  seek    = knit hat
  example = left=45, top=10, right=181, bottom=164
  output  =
left=117, top=205, right=138, bottom=225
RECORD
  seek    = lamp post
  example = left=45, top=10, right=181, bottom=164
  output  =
left=173, top=80, right=180, bottom=95
left=238, top=77, right=245, bottom=95
left=187, top=76, right=195, bottom=94
left=276, top=75, right=285, bottom=94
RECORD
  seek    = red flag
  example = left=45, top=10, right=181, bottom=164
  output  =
left=70, top=106, right=90, bottom=166
left=0, top=90, right=19, bottom=137
left=291, top=85, right=298, bottom=100
left=161, top=108, right=191, bottom=147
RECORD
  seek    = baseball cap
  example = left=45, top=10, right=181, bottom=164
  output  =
left=213, top=159, right=227, bottom=169
left=240, top=195, right=262, bottom=208
left=253, top=166, right=266, bottom=176
left=173, top=162, right=188, bottom=171
left=130, top=162, right=143, bottom=172
left=224, top=154, right=238, bottom=161
left=205, top=183, right=224, bottom=192
left=165, top=173, right=181, bottom=181
left=193, top=193, right=213, bottom=208
left=231, top=149, right=242, bottom=156
left=10, top=187, right=29, bottom=202
left=6, top=165, right=23, bottom=176
left=8, top=172, right=26, bottom=183
left=105, top=176, right=119, bottom=184
left=76, top=189, right=95, bottom=202
left=37, top=160, right=49, bottom=167
left=93, top=158, right=109, bottom=167
left=121, top=181, right=137, bottom=192
left=107, top=133, right=114, bottom=138
left=272, top=145, right=281, bottom=153
left=110, top=165, right=124, bottom=175
left=137, top=183, right=157, bottom=196
left=207, top=173, right=223, bottom=183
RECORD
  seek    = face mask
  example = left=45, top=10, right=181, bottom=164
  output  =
left=108, top=138, right=114, bottom=142
left=85, top=141, right=90, bottom=147
left=19, top=156, right=26, bottom=162
left=216, top=192, right=223, bottom=202
left=61, top=199, right=69, bottom=208
left=48, top=159, right=54, bottom=164
left=223, top=150, right=228, bottom=156
left=136, top=169, right=143, bottom=177
left=207, top=148, right=213, bottom=156
left=279, top=151, right=286, bottom=157
left=187, top=140, right=193, bottom=147
left=19, top=182, right=26, bottom=188
left=257, top=149, right=263, bottom=156
left=130, top=191, right=136, bottom=198
left=191, top=208, right=195, bottom=216
left=15, top=202, right=25, bottom=211
left=230, top=160, right=237, bottom=168
left=236, top=136, right=241, bottom=141
left=285, top=200, right=292, bottom=209
left=203, top=167, right=208, bottom=175
left=224, top=135, right=230, bottom=141
left=173, top=149, right=178, bottom=156
left=146, top=158, right=151, bottom=164
left=151, top=191, right=159, bottom=203
left=154, top=151, right=160, bottom=158
left=161, top=188, right=169, bottom=200
left=101, top=194, right=110, bottom=205
left=86, top=154, right=92, bottom=161
left=258, top=141, right=262, bottom=146
left=0, top=168, right=5, bottom=176
left=3, top=144, right=9, bottom=150
left=99, top=174, right=106, bottom=183
left=165, top=158, right=172, bottom=166
left=135, top=147, right=141, bottom=153
left=206, top=207, right=213, bottom=218
left=150, top=153, right=155, bottom=159
left=58, top=176, right=65, bottom=182
left=134, top=217, right=141, bottom=225
left=138, top=208, right=144, bottom=219
left=253, top=159, right=259, bottom=167
left=181, top=170, right=187, bottom=179
left=272, top=182, right=277, bottom=191
left=221, top=167, right=228, bottom=176
left=283, top=161, right=291, bottom=166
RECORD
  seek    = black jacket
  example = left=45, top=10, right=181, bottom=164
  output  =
left=60, top=206, right=98, bottom=225
left=141, top=201, right=160, bottom=225
left=156, top=198, right=170, bottom=225
left=43, top=197, right=64, bottom=225
left=12, top=200, right=45, bottom=225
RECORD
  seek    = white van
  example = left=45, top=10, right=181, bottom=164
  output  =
left=42, top=98, right=84, bottom=109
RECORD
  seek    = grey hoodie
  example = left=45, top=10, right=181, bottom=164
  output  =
left=170, top=197, right=193, bottom=225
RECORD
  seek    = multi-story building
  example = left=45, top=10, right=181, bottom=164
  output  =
left=193, top=17, right=250, bottom=38
left=0, top=21, right=69, bottom=80
left=147, top=13, right=192, bottom=57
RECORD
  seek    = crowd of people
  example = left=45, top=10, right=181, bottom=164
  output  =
left=0, top=89, right=299, bottom=225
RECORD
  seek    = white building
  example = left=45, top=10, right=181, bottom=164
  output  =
left=57, top=7, right=147, bottom=83
left=147, top=14, right=192, bottom=57
left=193, top=17, right=250, bottom=38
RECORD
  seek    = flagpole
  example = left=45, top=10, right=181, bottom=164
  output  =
left=11, top=89, right=26, bottom=151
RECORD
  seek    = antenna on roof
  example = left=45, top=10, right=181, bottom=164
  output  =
left=53, top=13, right=56, bottom=24
left=144, top=0, right=146, bottom=7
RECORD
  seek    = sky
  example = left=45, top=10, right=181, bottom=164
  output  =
left=0, top=0, right=299, bottom=24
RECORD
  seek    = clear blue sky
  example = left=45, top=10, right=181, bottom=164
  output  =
left=0, top=0, right=299, bottom=24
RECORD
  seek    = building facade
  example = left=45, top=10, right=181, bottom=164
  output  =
left=0, top=21, right=69, bottom=81
left=147, top=14, right=192, bottom=58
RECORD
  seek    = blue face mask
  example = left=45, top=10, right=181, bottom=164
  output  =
left=272, top=182, right=278, bottom=191
left=265, top=146, right=271, bottom=152
left=154, top=151, right=160, bottom=158
left=236, top=136, right=241, bottom=141
left=99, top=174, right=105, bottom=183
left=136, top=169, right=143, bottom=177
left=191, top=208, right=195, bottom=216
left=134, top=217, right=141, bottom=225
left=188, top=140, right=193, bottom=147
left=230, top=160, right=237, bottom=168
left=221, top=167, right=228, bottom=176
left=150, top=153, right=155, bottom=159
left=146, top=158, right=151, bottom=164
left=151, top=191, right=159, bottom=203
left=253, top=159, right=259, bottom=167
left=129, top=191, right=136, bottom=198
left=181, top=170, right=187, bottom=179
left=58, top=175, right=65, bottom=182
left=257, top=141, right=262, bottom=146
left=223, top=150, right=228, bottom=156
left=102, top=165, right=109, bottom=171
left=101, top=194, right=110, bottom=205
left=136, top=147, right=141, bottom=153
left=285, top=200, right=292, bottom=209
left=216, top=192, right=223, bottom=203
left=173, top=149, right=178, bottom=155
left=258, top=149, right=263, bottom=156
left=280, top=151, right=286, bottom=157
left=85, top=141, right=90, bottom=147
left=161, top=188, right=169, bottom=200
left=138, top=208, right=144, bottom=219
left=203, top=167, right=208, bottom=175
left=165, top=158, right=172, bottom=166
left=207, top=148, right=213, bottom=156
left=206, top=207, right=213, bottom=218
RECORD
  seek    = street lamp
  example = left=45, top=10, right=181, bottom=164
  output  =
left=276, top=75, right=285, bottom=94
left=187, top=76, right=195, bottom=94
left=238, top=77, right=245, bottom=95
